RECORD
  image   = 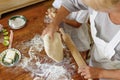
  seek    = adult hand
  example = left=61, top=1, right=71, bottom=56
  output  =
left=78, top=66, right=103, bottom=79
left=42, top=23, right=59, bottom=39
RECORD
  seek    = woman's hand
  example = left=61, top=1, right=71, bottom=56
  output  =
left=42, top=23, right=59, bottom=39
left=78, top=66, right=103, bottom=79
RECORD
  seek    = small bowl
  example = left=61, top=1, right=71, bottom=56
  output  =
left=0, top=48, right=21, bottom=67
left=8, top=15, right=27, bottom=29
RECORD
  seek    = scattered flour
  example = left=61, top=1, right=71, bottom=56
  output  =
left=16, top=34, right=76, bottom=80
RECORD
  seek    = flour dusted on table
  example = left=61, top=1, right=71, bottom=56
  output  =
left=16, top=34, right=77, bottom=80
left=16, top=35, right=44, bottom=53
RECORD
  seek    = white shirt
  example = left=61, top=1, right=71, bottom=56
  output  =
left=62, top=0, right=120, bottom=61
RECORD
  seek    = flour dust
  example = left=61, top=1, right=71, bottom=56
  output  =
left=16, top=34, right=77, bottom=80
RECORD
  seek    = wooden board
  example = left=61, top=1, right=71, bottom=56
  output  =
left=0, top=1, right=86, bottom=80
left=0, top=0, right=45, bottom=18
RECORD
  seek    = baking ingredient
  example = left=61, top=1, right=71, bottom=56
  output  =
left=4, top=50, right=16, bottom=63
left=16, top=34, right=76, bottom=80
left=9, top=17, right=25, bottom=29
left=43, top=32, right=63, bottom=62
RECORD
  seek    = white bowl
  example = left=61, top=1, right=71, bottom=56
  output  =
left=8, top=15, right=27, bottom=29
left=0, top=48, right=21, bottom=67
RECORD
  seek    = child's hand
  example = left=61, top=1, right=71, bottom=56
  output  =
left=44, top=8, right=56, bottom=24
left=78, top=66, right=103, bottom=79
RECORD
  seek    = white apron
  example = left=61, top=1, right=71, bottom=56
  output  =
left=89, top=10, right=120, bottom=70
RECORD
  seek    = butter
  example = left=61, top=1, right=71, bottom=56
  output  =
left=4, top=50, right=16, bottom=63
left=4, top=58, right=12, bottom=63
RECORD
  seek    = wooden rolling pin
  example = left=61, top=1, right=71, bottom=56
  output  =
left=59, top=28, right=92, bottom=80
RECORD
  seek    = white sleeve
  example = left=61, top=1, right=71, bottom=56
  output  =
left=75, top=10, right=89, bottom=23
left=62, top=0, right=88, bottom=12
left=52, top=0, right=62, bottom=9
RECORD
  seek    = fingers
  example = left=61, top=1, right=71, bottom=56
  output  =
left=43, top=8, right=58, bottom=39
left=41, top=28, right=47, bottom=37
left=41, top=25, right=57, bottom=40
left=78, top=66, right=92, bottom=79
left=78, top=66, right=87, bottom=73
left=41, top=28, right=53, bottom=39
left=47, top=31, right=54, bottom=40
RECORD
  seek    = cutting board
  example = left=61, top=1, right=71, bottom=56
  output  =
left=0, top=0, right=45, bottom=18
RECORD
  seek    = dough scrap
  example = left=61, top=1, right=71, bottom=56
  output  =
left=43, top=32, right=63, bottom=62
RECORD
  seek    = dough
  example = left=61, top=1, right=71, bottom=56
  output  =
left=43, top=32, right=63, bottom=62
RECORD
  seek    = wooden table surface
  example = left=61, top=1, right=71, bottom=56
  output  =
left=0, top=0, right=45, bottom=17
left=0, top=1, right=86, bottom=80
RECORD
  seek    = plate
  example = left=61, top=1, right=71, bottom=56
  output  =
left=8, top=15, right=27, bottom=29
left=0, top=48, right=21, bottom=67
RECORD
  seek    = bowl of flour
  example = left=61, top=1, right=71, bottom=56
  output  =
left=8, top=15, right=27, bottom=29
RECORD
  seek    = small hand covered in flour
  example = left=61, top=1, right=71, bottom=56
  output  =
left=42, top=7, right=58, bottom=39
left=78, top=66, right=103, bottom=79
left=44, top=8, right=56, bottom=24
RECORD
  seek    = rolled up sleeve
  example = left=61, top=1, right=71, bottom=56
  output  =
left=62, top=0, right=88, bottom=12
left=75, top=10, right=89, bottom=23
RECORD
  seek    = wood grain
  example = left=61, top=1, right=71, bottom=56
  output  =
left=0, top=1, right=86, bottom=80
left=0, top=0, right=45, bottom=17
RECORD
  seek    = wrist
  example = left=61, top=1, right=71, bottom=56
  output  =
left=99, top=69, right=110, bottom=78
left=99, top=69, right=107, bottom=78
left=51, top=22, right=59, bottom=31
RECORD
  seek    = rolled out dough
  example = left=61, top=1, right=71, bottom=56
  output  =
left=43, top=32, right=63, bottom=62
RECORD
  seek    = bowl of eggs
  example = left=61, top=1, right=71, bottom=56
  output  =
left=0, top=48, right=21, bottom=67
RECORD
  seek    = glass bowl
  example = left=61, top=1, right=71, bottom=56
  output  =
left=8, top=15, right=27, bottom=29
left=0, top=48, right=21, bottom=67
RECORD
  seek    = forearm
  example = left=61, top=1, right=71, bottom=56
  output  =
left=63, top=19, right=81, bottom=28
left=53, top=6, right=70, bottom=26
left=100, top=69, right=120, bottom=79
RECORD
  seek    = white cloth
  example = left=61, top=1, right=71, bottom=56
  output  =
left=52, top=0, right=91, bottom=51
left=52, top=0, right=62, bottom=9
left=89, top=10, right=120, bottom=80
left=63, top=10, right=91, bottom=51
left=63, top=22, right=91, bottom=51
left=62, top=0, right=120, bottom=61
left=59, top=0, right=120, bottom=79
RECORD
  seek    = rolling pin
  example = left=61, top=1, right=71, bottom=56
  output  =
left=59, top=28, right=92, bottom=80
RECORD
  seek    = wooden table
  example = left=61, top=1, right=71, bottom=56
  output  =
left=0, top=0, right=45, bottom=18
left=0, top=1, right=86, bottom=80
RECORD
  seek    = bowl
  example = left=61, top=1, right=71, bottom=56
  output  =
left=0, top=48, right=21, bottom=67
left=8, top=15, right=27, bottom=29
